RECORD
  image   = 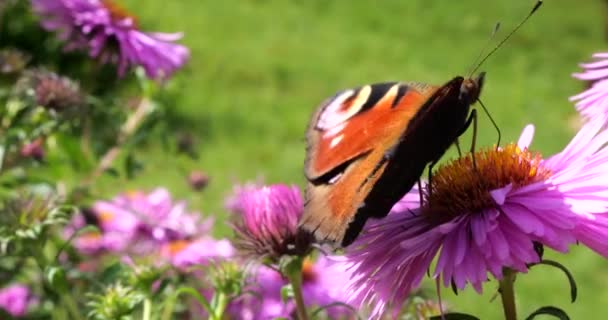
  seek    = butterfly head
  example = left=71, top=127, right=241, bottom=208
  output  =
left=459, top=72, right=485, bottom=105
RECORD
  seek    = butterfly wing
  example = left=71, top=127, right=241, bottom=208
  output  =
left=300, top=82, right=439, bottom=245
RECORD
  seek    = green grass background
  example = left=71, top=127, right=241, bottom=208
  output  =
left=94, top=0, right=608, bottom=318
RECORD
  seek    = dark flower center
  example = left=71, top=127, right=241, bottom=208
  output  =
left=422, top=144, right=551, bottom=223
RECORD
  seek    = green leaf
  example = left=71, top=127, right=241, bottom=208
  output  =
left=533, top=260, right=577, bottom=302
left=124, top=153, right=143, bottom=179
left=100, top=263, right=128, bottom=284
left=45, top=265, right=68, bottom=294
left=429, top=312, right=480, bottom=320
left=280, top=284, right=294, bottom=304
left=526, top=306, right=570, bottom=320
left=103, top=167, right=120, bottom=178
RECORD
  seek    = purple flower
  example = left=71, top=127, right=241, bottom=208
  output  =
left=14, top=69, right=84, bottom=112
left=31, top=0, right=190, bottom=79
left=570, top=52, right=608, bottom=121
left=20, top=138, right=45, bottom=161
left=228, top=257, right=353, bottom=320
left=228, top=266, right=293, bottom=320
left=0, top=284, right=32, bottom=317
left=67, top=188, right=212, bottom=258
left=228, top=184, right=312, bottom=261
left=301, top=256, right=353, bottom=319
left=345, top=120, right=608, bottom=317
left=162, top=237, right=235, bottom=269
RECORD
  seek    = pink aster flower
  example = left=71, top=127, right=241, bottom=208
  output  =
left=300, top=256, right=354, bottom=319
left=0, top=284, right=32, bottom=317
left=345, top=120, right=608, bottom=317
left=161, top=237, right=235, bottom=269
left=228, top=184, right=312, bottom=261
left=228, top=266, right=293, bottom=320
left=67, top=188, right=212, bottom=258
left=570, top=52, right=608, bottom=120
left=31, top=0, right=190, bottom=79
left=228, top=257, right=353, bottom=320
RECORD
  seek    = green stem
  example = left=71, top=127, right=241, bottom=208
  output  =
left=160, top=295, right=176, bottom=320
left=61, top=294, right=84, bottom=320
left=142, top=297, right=152, bottom=320
left=284, top=257, right=309, bottom=320
left=31, top=246, right=83, bottom=320
left=210, top=292, right=229, bottom=320
left=499, top=269, right=517, bottom=320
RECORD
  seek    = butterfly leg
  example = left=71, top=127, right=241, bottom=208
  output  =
left=427, top=159, right=438, bottom=198
left=478, top=99, right=501, bottom=149
left=469, top=109, right=479, bottom=170
left=417, top=179, right=424, bottom=206
left=454, top=139, right=462, bottom=157
left=455, top=109, right=478, bottom=170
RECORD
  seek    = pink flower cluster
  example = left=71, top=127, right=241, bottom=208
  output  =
left=67, top=188, right=232, bottom=268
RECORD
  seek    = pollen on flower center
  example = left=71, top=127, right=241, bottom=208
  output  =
left=100, top=0, right=138, bottom=24
left=164, top=240, right=189, bottom=256
left=422, top=144, right=551, bottom=222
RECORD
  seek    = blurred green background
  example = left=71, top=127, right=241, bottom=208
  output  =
left=81, top=0, right=608, bottom=318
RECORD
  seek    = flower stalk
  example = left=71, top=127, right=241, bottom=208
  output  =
left=142, top=297, right=152, bottom=320
left=499, top=269, right=517, bottom=320
left=82, top=97, right=152, bottom=186
left=209, top=291, right=229, bottom=320
left=282, top=256, right=309, bottom=320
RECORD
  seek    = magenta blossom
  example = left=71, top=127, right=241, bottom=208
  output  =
left=228, top=184, right=312, bottom=261
left=0, top=284, right=32, bottom=317
left=228, top=266, right=293, bottom=320
left=570, top=52, right=608, bottom=121
left=161, top=237, right=235, bottom=269
left=228, top=257, right=353, bottom=320
left=300, top=256, right=354, bottom=319
left=31, top=0, right=189, bottom=79
left=345, top=120, right=608, bottom=317
left=67, top=188, right=213, bottom=260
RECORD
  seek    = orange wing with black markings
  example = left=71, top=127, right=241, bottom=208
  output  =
left=299, top=75, right=484, bottom=246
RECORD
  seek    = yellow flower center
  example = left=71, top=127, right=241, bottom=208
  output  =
left=98, top=210, right=115, bottom=223
left=164, top=240, right=190, bottom=256
left=101, top=0, right=138, bottom=25
left=422, top=144, right=551, bottom=223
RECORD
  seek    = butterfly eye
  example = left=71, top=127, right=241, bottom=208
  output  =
left=459, top=76, right=483, bottom=105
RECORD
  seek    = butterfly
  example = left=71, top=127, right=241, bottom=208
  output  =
left=297, top=0, right=544, bottom=248
left=298, top=74, right=485, bottom=247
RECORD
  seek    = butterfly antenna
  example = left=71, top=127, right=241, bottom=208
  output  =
left=478, top=99, right=501, bottom=148
left=466, top=22, right=501, bottom=77
left=470, top=0, right=543, bottom=76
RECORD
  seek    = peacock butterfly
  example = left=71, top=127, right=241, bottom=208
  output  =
left=298, top=0, right=543, bottom=247
left=299, top=75, right=483, bottom=247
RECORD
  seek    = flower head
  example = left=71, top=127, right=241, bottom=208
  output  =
left=0, top=284, right=33, bottom=317
left=188, top=170, right=210, bottom=191
left=227, top=266, right=293, bottom=320
left=67, top=188, right=213, bottom=259
left=300, top=256, right=354, bottom=319
left=0, top=48, right=30, bottom=74
left=228, top=184, right=312, bottom=262
left=20, top=138, right=45, bottom=161
left=570, top=52, right=608, bottom=121
left=32, top=0, right=190, bottom=79
left=345, top=121, right=608, bottom=317
left=14, top=69, right=84, bottom=112
left=227, top=257, right=353, bottom=320
left=161, top=237, right=235, bottom=269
